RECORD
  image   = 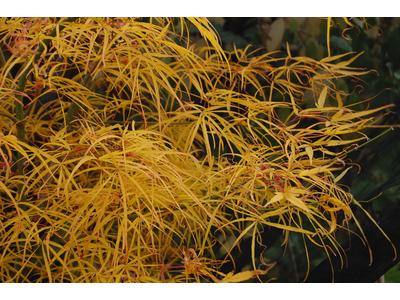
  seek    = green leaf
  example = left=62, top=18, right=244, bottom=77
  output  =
left=305, top=39, right=317, bottom=59
left=394, top=69, right=400, bottom=81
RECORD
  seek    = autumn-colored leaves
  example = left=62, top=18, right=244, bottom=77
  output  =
left=0, top=17, right=394, bottom=282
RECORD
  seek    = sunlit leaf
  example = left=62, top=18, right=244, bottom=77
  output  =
left=334, top=166, right=353, bottom=183
left=305, top=145, right=313, bottom=166
left=221, top=267, right=273, bottom=283
left=316, top=86, right=328, bottom=108
left=0, top=16, right=395, bottom=283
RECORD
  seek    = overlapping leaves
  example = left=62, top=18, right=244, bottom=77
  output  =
left=0, top=17, right=395, bottom=282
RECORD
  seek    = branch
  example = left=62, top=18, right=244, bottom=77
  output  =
left=304, top=200, right=400, bottom=282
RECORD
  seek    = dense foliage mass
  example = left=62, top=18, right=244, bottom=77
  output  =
left=0, top=17, right=396, bottom=282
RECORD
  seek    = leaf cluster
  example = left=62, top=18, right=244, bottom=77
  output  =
left=0, top=17, right=395, bottom=282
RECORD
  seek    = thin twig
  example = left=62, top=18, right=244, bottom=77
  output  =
left=287, top=236, right=299, bottom=282
left=0, top=111, right=18, bottom=123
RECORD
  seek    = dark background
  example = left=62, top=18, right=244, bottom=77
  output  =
left=201, top=17, right=400, bottom=282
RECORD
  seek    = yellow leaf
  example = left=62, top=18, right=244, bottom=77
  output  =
left=336, top=92, right=343, bottom=107
left=311, top=135, right=329, bottom=146
left=335, top=51, right=364, bottom=68
left=334, top=166, right=352, bottom=183
left=326, top=17, right=332, bottom=57
left=324, top=122, right=365, bottom=135
left=342, top=17, right=353, bottom=27
left=352, top=198, right=397, bottom=262
left=259, top=207, right=289, bottom=220
left=265, top=192, right=284, bottom=206
left=223, top=271, right=234, bottom=282
left=298, top=165, right=331, bottom=176
left=320, top=52, right=355, bottom=63
left=260, top=220, right=314, bottom=235
left=316, top=86, right=328, bottom=108
left=326, top=137, right=365, bottom=147
left=320, top=148, right=338, bottom=156
left=4, top=134, right=18, bottom=142
left=328, top=210, right=337, bottom=233
left=288, top=144, right=295, bottom=169
left=289, top=92, right=299, bottom=115
left=221, top=268, right=272, bottom=283
left=187, top=18, right=227, bottom=63
left=285, top=193, right=310, bottom=212
left=325, top=196, right=352, bottom=218
left=266, top=188, right=309, bottom=212
left=333, top=104, right=394, bottom=122
left=288, top=187, right=307, bottom=195
left=305, top=145, right=313, bottom=166
left=155, top=21, right=170, bottom=41
left=286, top=41, right=291, bottom=57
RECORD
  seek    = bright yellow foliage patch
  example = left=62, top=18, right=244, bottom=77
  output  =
left=0, top=17, right=395, bottom=283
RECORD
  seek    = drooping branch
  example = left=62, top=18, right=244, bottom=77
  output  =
left=304, top=201, right=400, bottom=282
